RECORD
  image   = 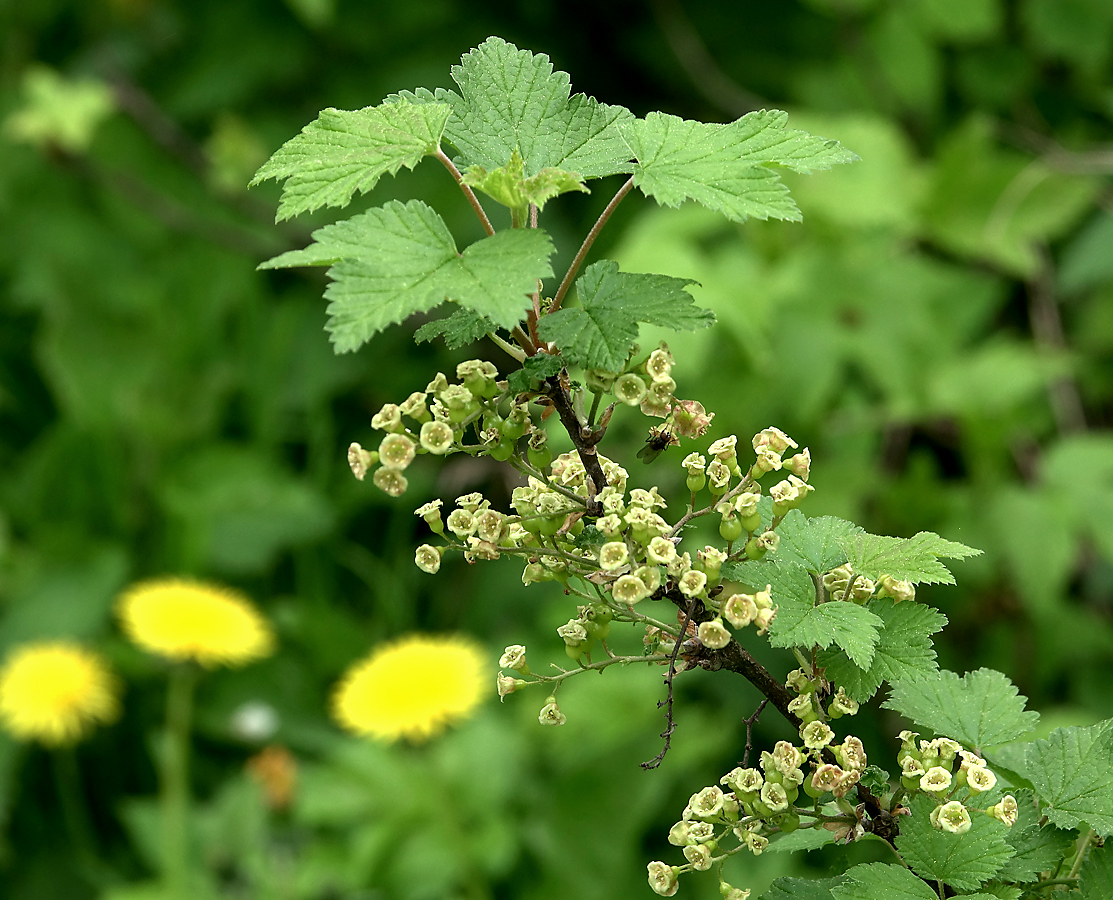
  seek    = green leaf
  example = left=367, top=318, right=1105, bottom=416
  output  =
left=505, top=352, right=564, bottom=394
left=537, top=260, right=712, bottom=370
left=760, top=560, right=883, bottom=668
left=621, top=109, right=858, bottom=223
left=463, top=149, right=587, bottom=211
left=764, top=827, right=837, bottom=853
left=895, top=795, right=1015, bottom=892
left=761, top=876, right=840, bottom=900
left=774, top=512, right=862, bottom=574
left=572, top=524, right=607, bottom=551
left=430, top=36, right=634, bottom=178
left=1080, top=841, right=1113, bottom=900
left=838, top=530, right=982, bottom=585
left=1025, top=720, right=1113, bottom=836
left=830, top=862, right=937, bottom=900
left=413, top=308, right=495, bottom=349
left=260, top=200, right=553, bottom=352
left=883, top=668, right=1040, bottom=748
left=997, top=790, right=1076, bottom=883
left=818, top=598, right=947, bottom=702
left=251, top=98, right=451, bottom=221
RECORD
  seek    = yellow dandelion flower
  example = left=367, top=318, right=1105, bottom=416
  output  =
left=331, top=634, right=486, bottom=741
left=0, top=641, right=119, bottom=746
left=117, top=578, right=274, bottom=667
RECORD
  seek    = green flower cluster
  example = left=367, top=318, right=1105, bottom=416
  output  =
left=897, top=731, right=1017, bottom=832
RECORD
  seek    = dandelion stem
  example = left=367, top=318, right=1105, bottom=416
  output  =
left=162, top=664, right=196, bottom=899
left=52, top=747, right=110, bottom=886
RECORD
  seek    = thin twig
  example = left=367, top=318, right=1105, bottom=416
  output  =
left=550, top=176, right=635, bottom=313
left=642, top=600, right=695, bottom=769
left=740, top=699, right=768, bottom=768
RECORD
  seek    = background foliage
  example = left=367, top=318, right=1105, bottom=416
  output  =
left=0, top=1, right=1111, bottom=898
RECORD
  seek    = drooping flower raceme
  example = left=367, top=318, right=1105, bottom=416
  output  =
left=0, top=641, right=119, bottom=745
left=331, top=634, right=485, bottom=741
left=118, top=578, right=275, bottom=667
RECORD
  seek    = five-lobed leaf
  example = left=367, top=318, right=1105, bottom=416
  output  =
left=839, top=530, right=982, bottom=586
left=884, top=668, right=1040, bottom=749
left=1080, top=842, right=1113, bottom=900
left=251, top=98, right=451, bottom=221
left=259, top=199, right=553, bottom=352
left=1025, top=720, right=1113, bottom=836
left=431, top=36, right=635, bottom=178
left=774, top=512, right=862, bottom=574
left=895, top=794, right=1015, bottom=892
left=997, top=789, right=1076, bottom=883
left=622, top=109, right=858, bottom=223
left=538, top=260, right=713, bottom=370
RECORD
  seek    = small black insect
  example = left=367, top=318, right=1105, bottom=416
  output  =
left=637, top=424, right=678, bottom=464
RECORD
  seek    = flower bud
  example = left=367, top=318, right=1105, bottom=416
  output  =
left=499, top=644, right=529, bottom=673
left=697, top=618, right=731, bottom=649
left=647, top=861, right=679, bottom=897
left=372, top=466, right=408, bottom=497
left=414, top=544, right=443, bottom=574
left=878, top=574, right=916, bottom=603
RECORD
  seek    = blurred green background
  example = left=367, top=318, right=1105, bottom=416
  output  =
left=1, top=0, right=1112, bottom=897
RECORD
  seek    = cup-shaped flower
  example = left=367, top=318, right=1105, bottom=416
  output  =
left=647, top=861, right=679, bottom=897
left=759, top=781, right=790, bottom=814
left=118, top=578, right=274, bottom=667
left=721, top=885, right=751, bottom=900
left=373, top=466, right=408, bottom=497
left=371, top=403, right=403, bottom=432
left=752, top=427, right=797, bottom=455
left=496, top=673, right=525, bottom=700
left=801, top=720, right=835, bottom=751
left=347, top=442, right=376, bottom=480
left=829, top=687, right=859, bottom=717
left=834, top=736, right=867, bottom=772
left=332, top=634, right=484, bottom=741
left=399, top=391, right=429, bottom=421
left=920, top=766, right=953, bottom=794
left=753, top=606, right=776, bottom=636
left=538, top=697, right=566, bottom=726
left=379, top=433, right=416, bottom=469
left=901, top=755, right=926, bottom=779
left=783, top=448, right=811, bottom=481
left=678, top=569, right=707, bottom=598
left=698, top=618, right=731, bottom=650
left=612, top=574, right=650, bottom=605
left=614, top=373, right=648, bottom=406
left=965, top=765, right=997, bottom=794
left=414, top=499, right=444, bottom=533
left=987, top=794, right=1018, bottom=827
left=499, top=644, right=528, bottom=672
left=598, top=541, right=629, bottom=572
left=723, top=593, right=758, bottom=629
left=668, top=820, right=692, bottom=846
left=934, top=800, right=972, bottom=834
left=646, top=536, right=678, bottom=567
left=683, top=843, right=714, bottom=871
left=419, top=420, right=455, bottom=454
left=811, top=764, right=844, bottom=794
left=0, top=641, right=119, bottom=746
left=672, top=400, right=713, bottom=438
left=414, top=544, right=443, bottom=574
left=446, top=508, right=477, bottom=538
left=689, top=785, right=726, bottom=818
left=646, top=344, right=674, bottom=382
